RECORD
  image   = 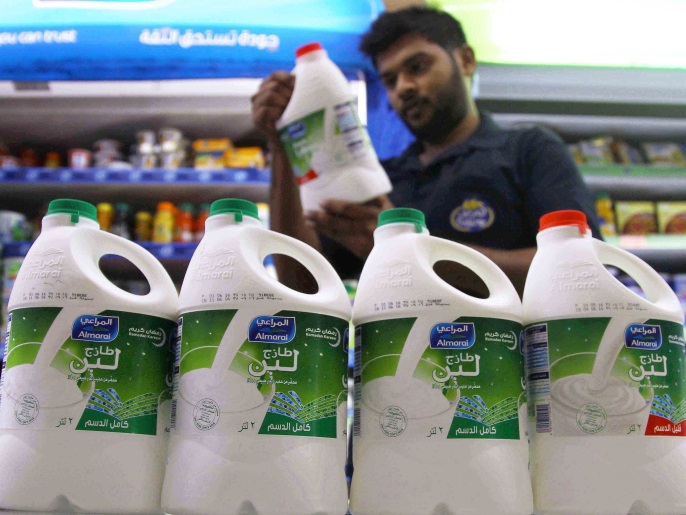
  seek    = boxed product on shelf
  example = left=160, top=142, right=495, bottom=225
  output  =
left=656, top=201, right=686, bottom=234
left=225, top=147, right=266, bottom=168
left=577, top=137, right=615, bottom=166
left=192, top=138, right=232, bottom=170
left=614, top=200, right=658, bottom=235
left=610, top=139, right=644, bottom=164
left=640, top=142, right=686, bottom=167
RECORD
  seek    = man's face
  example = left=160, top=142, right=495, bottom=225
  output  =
left=376, top=34, right=472, bottom=143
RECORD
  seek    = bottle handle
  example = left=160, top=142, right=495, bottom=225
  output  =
left=74, top=230, right=178, bottom=314
left=425, top=237, right=520, bottom=310
left=592, top=238, right=679, bottom=308
left=250, top=231, right=350, bottom=308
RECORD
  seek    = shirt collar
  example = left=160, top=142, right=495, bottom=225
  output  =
left=401, top=111, right=509, bottom=165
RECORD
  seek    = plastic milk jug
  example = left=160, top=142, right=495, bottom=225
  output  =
left=349, top=208, right=533, bottom=515
left=0, top=199, right=178, bottom=513
left=522, top=210, right=686, bottom=515
left=161, top=198, right=351, bottom=515
left=277, top=42, right=392, bottom=212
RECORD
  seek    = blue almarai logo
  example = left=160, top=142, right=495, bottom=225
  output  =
left=430, top=322, right=476, bottom=349
left=625, top=324, right=662, bottom=350
left=72, top=315, right=119, bottom=342
left=249, top=316, right=296, bottom=344
left=287, top=122, right=306, bottom=140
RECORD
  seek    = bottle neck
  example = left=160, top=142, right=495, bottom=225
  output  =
left=374, top=223, right=429, bottom=243
left=205, top=213, right=262, bottom=231
left=537, top=224, right=591, bottom=245
left=42, top=213, right=99, bottom=230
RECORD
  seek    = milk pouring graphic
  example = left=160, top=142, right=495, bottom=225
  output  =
left=523, top=210, right=686, bottom=515
left=277, top=42, right=392, bottom=212
left=349, top=208, right=533, bottom=515
left=0, top=199, right=178, bottom=513
left=161, top=198, right=351, bottom=515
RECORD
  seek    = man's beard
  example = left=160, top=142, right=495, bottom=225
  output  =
left=401, top=58, right=468, bottom=145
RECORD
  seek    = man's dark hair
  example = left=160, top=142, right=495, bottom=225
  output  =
left=360, top=6, right=468, bottom=66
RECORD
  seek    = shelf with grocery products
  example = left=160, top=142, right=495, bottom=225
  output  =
left=0, top=166, right=270, bottom=213
left=106, top=242, right=200, bottom=284
left=604, top=234, right=686, bottom=274
left=580, top=164, right=686, bottom=200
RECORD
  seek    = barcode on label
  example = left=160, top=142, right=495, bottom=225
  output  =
left=535, top=403, right=551, bottom=433
left=353, top=407, right=361, bottom=437
left=353, top=325, right=362, bottom=437
left=170, top=399, right=178, bottom=429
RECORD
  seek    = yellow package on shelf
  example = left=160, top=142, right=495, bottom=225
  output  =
left=193, top=138, right=233, bottom=170
left=656, top=201, right=686, bottom=234
left=615, top=201, right=657, bottom=235
left=225, top=147, right=266, bottom=169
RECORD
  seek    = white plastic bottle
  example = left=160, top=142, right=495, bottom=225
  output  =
left=350, top=207, right=533, bottom=515
left=161, top=198, right=351, bottom=515
left=0, top=198, right=178, bottom=513
left=277, top=41, right=392, bottom=212
left=522, top=210, right=686, bottom=515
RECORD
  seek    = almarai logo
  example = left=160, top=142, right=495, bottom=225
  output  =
left=287, top=121, right=306, bottom=140
left=430, top=322, right=475, bottom=349
left=625, top=324, right=662, bottom=350
left=72, top=315, right=119, bottom=342
left=248, top=316, right=296, bottom=344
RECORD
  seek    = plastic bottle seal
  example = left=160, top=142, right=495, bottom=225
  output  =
left=538, top=209, right=590, bottom=233
left=377, top=207, right=426, bottom=233
left=209, top=198, right=259, bottom=222
left=295, top=41, right=323, bottom=57
left=46, top=198, right=97, bottom=224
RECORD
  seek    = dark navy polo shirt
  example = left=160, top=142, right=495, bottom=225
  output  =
left=323, top=112, right=602, bottom=280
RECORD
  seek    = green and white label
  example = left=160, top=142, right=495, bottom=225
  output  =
left=355, top=316, right=525, bottom=441
left=524, top=317, right=686, bottom=437
left=0, top=307, right=176, bottom=435
left=172, top=309, right=348, bottom=439
left=278, top=102, right=373, bottom=185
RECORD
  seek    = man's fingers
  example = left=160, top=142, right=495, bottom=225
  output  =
left=253, top=73, right=294, bottom=99
left=320, top=199, right=382, bottom=220
left=306, top=209, right=372, bottom=237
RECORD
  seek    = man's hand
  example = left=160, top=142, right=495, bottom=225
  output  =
left=304, top=196, right=395, bottom=260
left=251, top=71, right=295, bottom=141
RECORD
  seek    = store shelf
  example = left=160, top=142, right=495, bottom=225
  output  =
left=605, top=234, right=686, bottom=273
left=0, top=166, right=270, bottom=212
left=106, top=242, right=198, bottom=284
left=1, top=241, right=33, bottom=259
left=580, top=164, right=686, bottom=200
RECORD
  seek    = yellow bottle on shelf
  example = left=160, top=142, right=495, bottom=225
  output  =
left=96, top=202, right=113, bottom=232
left=595, top=192, right=617, bottom=237
left=152, top=201, right=175, bottom=243
left=134, top=211, right=152, bottom=242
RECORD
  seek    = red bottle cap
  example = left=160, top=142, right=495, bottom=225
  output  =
left=296, top=42, right=323, bottom=58
left=539, top=210, right=589, bottom=233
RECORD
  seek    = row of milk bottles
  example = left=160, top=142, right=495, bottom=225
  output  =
left=0, top=196, right=684, bottom=514
left=1, top=41, right=685, bottom=514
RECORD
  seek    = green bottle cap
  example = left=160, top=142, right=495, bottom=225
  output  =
left=210, top=198, right=259, bottom=222
left=47, top=199, right=97, bottom=224
left=377, top=207, right=426, bottom=233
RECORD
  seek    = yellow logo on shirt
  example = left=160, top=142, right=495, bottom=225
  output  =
left=450, top=199, right=495, bottom=233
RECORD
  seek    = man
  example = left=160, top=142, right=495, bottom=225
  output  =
left=251, top=6, right=601, bottom=294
